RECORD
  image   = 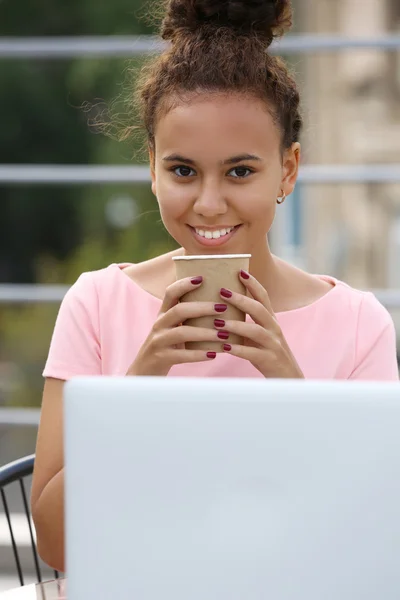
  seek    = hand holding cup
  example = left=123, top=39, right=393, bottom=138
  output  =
left=173, top=254, right=251, bottom=352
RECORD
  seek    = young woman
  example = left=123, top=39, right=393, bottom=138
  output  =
left=31, top=0, right=399, bottom=572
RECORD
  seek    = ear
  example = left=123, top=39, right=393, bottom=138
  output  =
left=281, top=142, right=301, bottom=197
left=148, top=147, right=157, bottom=197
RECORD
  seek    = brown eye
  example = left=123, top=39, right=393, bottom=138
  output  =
left=173, top=166, right=195, bottom=177
left=230, top=167, right=253, bottom=178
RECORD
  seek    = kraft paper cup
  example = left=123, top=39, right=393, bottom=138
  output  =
left=173, top=254, right=251, bottom=352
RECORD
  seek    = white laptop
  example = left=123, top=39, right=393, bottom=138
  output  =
left=64, top=377, right=400, bottom=600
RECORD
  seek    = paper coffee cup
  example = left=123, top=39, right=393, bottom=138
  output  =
left=173, top=254, right=251, bottom=352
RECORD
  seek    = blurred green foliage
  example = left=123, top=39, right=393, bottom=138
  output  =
left=0, top=0, right=176, bottom=406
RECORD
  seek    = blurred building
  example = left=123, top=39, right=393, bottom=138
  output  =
left=299, top=0, right=400, bottom=290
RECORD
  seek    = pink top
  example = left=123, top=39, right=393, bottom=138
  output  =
left=43, top=263, right=399, bottom=381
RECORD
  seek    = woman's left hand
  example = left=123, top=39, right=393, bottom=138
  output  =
left=216, top=270, right=304, bottom=379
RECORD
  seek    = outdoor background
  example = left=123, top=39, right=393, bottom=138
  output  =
left=0, top=0, right=399, bottom=590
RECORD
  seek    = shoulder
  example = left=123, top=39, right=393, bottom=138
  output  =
left=64, top=263, right=131, bottom=300
left=330, top=280, right=398, bottom=380
left=281, top=267, right=394, bottom=339
left=321, top=277, right=397, bottom=366
left=312, top=275, right=394, bottom=339
left=329, top=278, right=393, bottom=330
left=42, top=268, right=114, bottom=379
left=301, top=276, right=397, bottom=379
left=57, top=264, right=133, bottom=329
left=53, top=267, right=118, bottom=336
left=60, top=262, right=163, bottom=320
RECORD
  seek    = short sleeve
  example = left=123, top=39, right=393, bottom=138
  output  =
left=42, top=272, right=101, bottom=379
left=349, top=293, right=399, bottom=381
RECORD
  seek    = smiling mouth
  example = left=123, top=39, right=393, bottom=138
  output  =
left=188, top=224, right=243, bottom=246
left=190, top=225, right=242, bottom=240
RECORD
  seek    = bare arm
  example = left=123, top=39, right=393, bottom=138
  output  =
left=31, top=378, right=65, bottom=572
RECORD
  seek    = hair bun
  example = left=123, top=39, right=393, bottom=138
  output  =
left=161, top=0, right=293, bottom=45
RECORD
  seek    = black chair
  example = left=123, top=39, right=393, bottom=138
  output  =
left=0, top=454, right=59, bottom=586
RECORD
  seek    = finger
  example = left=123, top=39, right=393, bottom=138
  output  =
left=222, top=343, right=302, bottom=379
left=221, top=343, right=267, bottom=363
left=158, top=301, right=228, bottom=330
left=169, top=348, right=220, bottom=364
left=238, top=270, right=274, bottom=314
left=160, top=326, right=223, bottom=347
left=160, top=275, right=204, bottom=313
left=215, top=320, right=276, bottom=348
left=219, top=287, right=277, bottom=330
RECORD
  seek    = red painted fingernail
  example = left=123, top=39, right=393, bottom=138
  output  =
left=220, top=288, right=232, bottom=299
left=191, top=276, right=203, bottom=285
left=217, top=331, right=230, bottom=340
left=223, top=344, right=232, bottom=352
left=214, top=304, right=227, bottom=313
left=214, top=319, right=225, bottom=328
left=240, top=270, right=250, bottom=279
left=206, top=352, right=217, bottom=359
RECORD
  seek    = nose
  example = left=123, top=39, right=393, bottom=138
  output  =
left=193, top=181, right=228, bottom=217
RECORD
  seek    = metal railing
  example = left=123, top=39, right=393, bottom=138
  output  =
left=0, top=34, right=400, bottom=59
left=0, top=408, right=40, bottom=426
left=1, top=164, right=400, bottom=185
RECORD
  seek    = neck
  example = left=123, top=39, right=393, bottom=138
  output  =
left=248, top=237, right=279, bottom=292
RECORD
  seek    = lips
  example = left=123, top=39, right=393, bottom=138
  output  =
left=188, top=224, right=242, bottom=247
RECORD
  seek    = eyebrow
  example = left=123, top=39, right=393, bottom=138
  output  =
left=162, top=153, right=262, bottom=166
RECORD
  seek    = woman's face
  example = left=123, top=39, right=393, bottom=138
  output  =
left=151, top=94, right=300, bottom=255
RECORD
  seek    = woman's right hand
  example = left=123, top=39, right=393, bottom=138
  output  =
left=127, top=276, right=225, bottom=377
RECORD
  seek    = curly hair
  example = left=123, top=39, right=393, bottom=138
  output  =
left=127, top=0, right=302, bottom=156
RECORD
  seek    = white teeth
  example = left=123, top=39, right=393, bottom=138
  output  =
left=194, top=226, right=235, bottom=239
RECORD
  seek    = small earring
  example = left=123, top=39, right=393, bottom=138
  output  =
left=277, top=191, right=286, bottom=205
